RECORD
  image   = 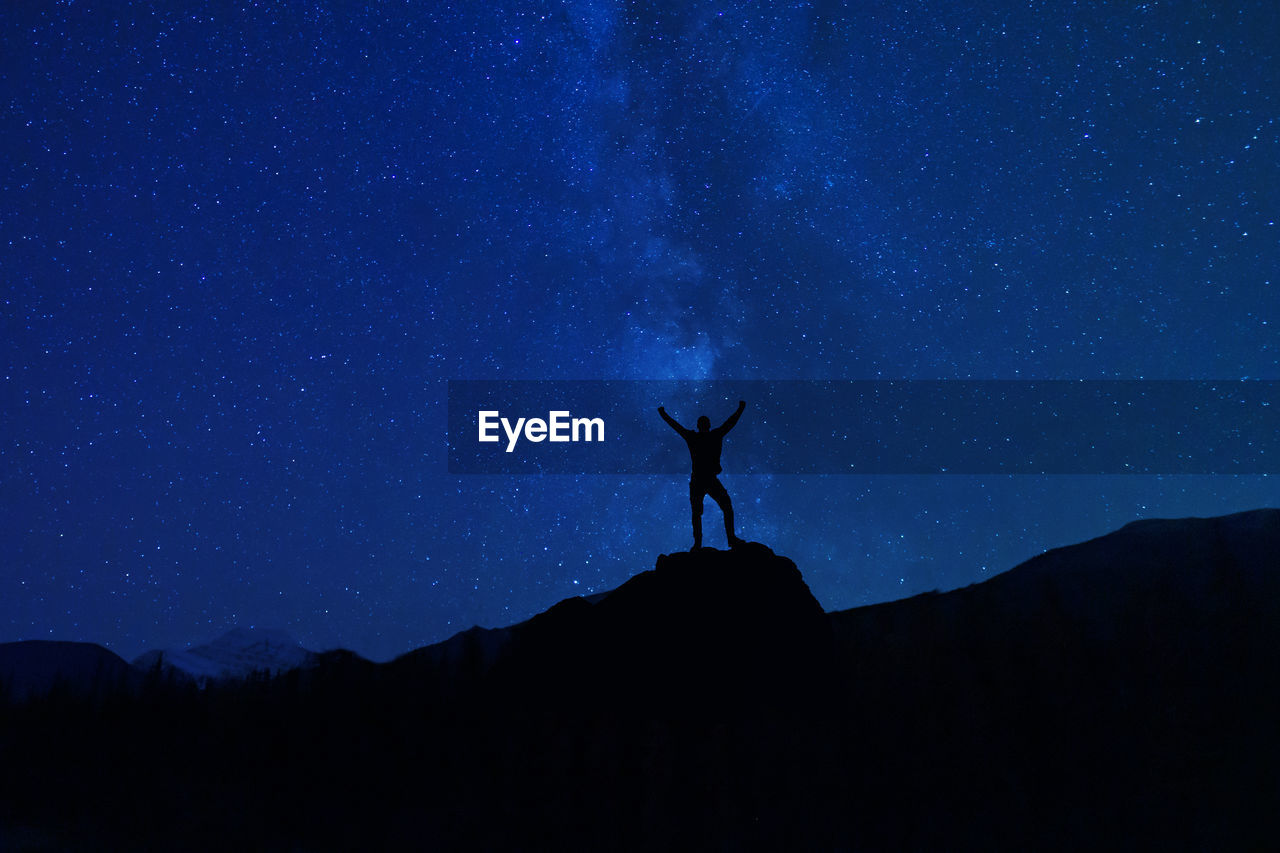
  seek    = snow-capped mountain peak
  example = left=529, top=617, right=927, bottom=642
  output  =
left=132, top=627, right=316, bottom=684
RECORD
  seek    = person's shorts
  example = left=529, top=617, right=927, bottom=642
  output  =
left=689, top=476, right=730, bottom=510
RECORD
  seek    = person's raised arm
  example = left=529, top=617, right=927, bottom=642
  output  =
left=718, top=400, right=747, bottom=434
left=658, top=406, right=691, bottom=437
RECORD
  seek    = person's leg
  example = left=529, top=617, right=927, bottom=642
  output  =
left=707, top=478, right=740, bottom=547
left=689, top=479, right=704, bottom=550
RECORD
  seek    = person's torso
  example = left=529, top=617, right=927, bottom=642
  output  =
left=685, top=431, right=723, bottom=477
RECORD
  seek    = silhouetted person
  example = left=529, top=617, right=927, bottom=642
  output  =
left=659, top=400, right=746, bottom=550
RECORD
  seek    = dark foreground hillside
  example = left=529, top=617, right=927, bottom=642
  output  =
left=2, top=513, right=1278, bottom=851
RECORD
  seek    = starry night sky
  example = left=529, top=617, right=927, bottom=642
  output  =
left=3, top=1, right=1277, bottom=661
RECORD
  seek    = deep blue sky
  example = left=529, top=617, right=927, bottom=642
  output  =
left=3, top=1, right=1277, bottom=661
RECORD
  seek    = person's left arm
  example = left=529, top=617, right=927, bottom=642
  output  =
left=659, top=406, right=692, bottom=438
left=717, top=400, right=746, bottom=434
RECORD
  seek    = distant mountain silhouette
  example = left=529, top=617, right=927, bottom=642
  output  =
left=0, top=640, right=140, bottom=702
left=0, top=629, right=325, bottom=704
left=832, top=506, right=1280, bottom=642
left=389, top=622, right=512, bottom=677
left=2, top=510, right=1278, bottom=850
left=821, top=508, right=1280, bottom=850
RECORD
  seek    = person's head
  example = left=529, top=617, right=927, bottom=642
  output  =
left=697, top=415, right=711, bottom=432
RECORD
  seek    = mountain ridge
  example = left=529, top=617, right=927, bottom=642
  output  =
left=404, top=506, right=1279, bottom=673
left=2, top=507, right=1279, bottom=850
left=6, top=507, right=1274, bottom=697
